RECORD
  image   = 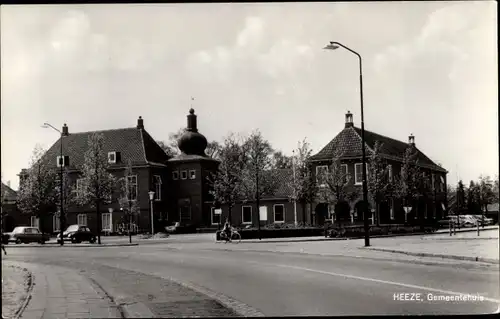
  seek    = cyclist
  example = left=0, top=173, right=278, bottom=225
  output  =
left=222, top=219, right=232, bottom=242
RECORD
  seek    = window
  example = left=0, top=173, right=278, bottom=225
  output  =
left=53, top=214, right=60, bottom=232
left=127, top=175, right=138, bottom=200
left=315, top=165, right=328, bottom=184
left=31, top=216, right=39, bottom=228
left=273, top=204, right=285, bottom=223
left=76, top=178, right=84, bottom=198
left=56, top=156, right=69, bottom=167
left=181, top=170, right=188, bottom=180
left=102, top=213, right=112, bottom=231
left=242, top=206, right=252, bottom=224
left=431, top=174, right=435, bottom=190
left=108, top=152, right=117, bottom=164
left=387, top=165, right=393, bottom=182
left=189, top=169, right=196, bottom=180
left=77, top=214, right=87, bottom=226
left=340, top=164, right=348, bottom=183
left=259, top=206, right=268, bottom=221
left=154, top=175, right=162, bottom=201
left=354, top=163, right=363, bottom=185
left=211, top=208, right=222, bottom=225
left=389, top=199, right=394, bottom=220
left=172, top=171, right=179, bottom=180
left=440, top=176, right=445, bottom=192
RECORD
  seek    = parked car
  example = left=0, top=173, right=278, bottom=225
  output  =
left=5, top=227, right=51, bottom=244
left=437, top=216, right=464, bottom=228
left=57, top=225, right=96, bottom=244
left=165, top=222, right=196, bottom=234
left=472, top=215, right=495, bottom=226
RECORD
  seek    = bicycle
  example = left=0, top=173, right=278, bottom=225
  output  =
left=218, top=229, right=241, bottom=243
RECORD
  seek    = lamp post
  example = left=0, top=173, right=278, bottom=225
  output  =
left=42, top=122, right=65, bottom=246
left=148, top=191, right=155, bottom=235
left=323, top=41, right=370, bottom=247
left=107, top=207, right=113, bottom=236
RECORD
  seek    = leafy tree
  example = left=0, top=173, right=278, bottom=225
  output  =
left=273, top=151, right=293, bottom=169
left=493, top=175, right=499, bottom=203
left=17, top=145, right=58, bottom=234
left=456, top=180, right=466, bottom=228
left=207, top=133, right=247, bottom=224
left=446, top=184, right=457, bottom=216
left=76, top=133, right=116, bottom=244
left=240, top=130, right=280, bottom=235
left=414, top=171, right=431, bottom=229
left=289, top=139, right=318, bottom=225
left=477, top=175, right=496, bottom=214
left=394, top=146, right=420, bottom=223
left=206, top=141, right=222, bottom=160
left=466, top=180, right=481, bottom=214
left=316, top=152, right=358, bottom=224
left=117, top=160, right=140, bottom=243
left=157, top=128, right=221, bottom=159
left=366, top=141, right=392, bottom=226
left=53, top=169, right=75, bottom=236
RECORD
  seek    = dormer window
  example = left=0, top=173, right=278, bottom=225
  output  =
left=108, top=152, right=120, bottom=164
left=181, top=170, right=188, bottom=180
left=189, top=169, right=196, bottom=179
left=172, top=171, right=179, bottom=180
left=57, top=156, right=69, bottom=167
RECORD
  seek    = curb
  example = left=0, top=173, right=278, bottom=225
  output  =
left=4, top=243, right=139, bottom=248
left=1, top=262, right=35, bottom=319
left=363, top=247, right=499, bottom=264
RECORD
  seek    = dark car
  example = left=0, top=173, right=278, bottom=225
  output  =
left=6, top=227, right=51, bottom=244
left=57, top=225, right=96, bottom=244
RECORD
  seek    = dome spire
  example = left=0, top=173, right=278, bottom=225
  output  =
left=178, top=108, right=207, bottom=156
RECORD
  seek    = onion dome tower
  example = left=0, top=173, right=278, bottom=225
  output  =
left=177, top=108, right=208, bottom=156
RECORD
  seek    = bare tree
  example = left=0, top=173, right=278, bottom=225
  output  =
left=477, top=175, right=496, bottom=217
left=53, top=169, right=75, bottom=234
left=394, top=146, right=420, bottom=223
left=76, top=133, right=116, bottom=244
left=157, top=128, right=221, bottom=159
left=240, top=130, right=280, bottom=238
left=366, top=141, right=392, bottom=226
left=117, top=160, right=140, bottom=243
left=206, top=141, right=222, bottom=160
left=289, top=139, right=318, bottom=226
left=17, top=145, right=58, bottom=234
left=207, top=134, right=246, bottom=224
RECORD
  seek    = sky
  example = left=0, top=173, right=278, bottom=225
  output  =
left=1, top=2, right=498, bottom=190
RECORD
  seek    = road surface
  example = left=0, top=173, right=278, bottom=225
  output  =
left=4, top=237, right=499, bottom=316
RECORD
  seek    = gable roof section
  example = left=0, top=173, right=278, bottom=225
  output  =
left=310, top=126, right=447, bottom=173
left=1, top=183, right=17, bottom=202
left=262, top=169, right=294, bottom=199
left=40, top=127, right=170, bottom=171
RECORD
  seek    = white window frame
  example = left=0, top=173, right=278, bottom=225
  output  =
left=259, top=206, right=268, bottom=222
left=53, top=214, right=60, bottom=232
left=102, top=212, right=112, bottom=232
left=340, top=164, right=348, bottom=176
left=211, top=208, right=222, bottom=225
left=108, top=152, right=117, bottom=164
left=389, top=198, right=394, bottom=220
left=172, top=171, right=179, bottom=180
left=315, top=165, right=328, bottom=186
left=31, top=216, right=39, bottom=228
left=354, top=163, right=363, bottom=185
left=189, top=169, right=196, bottom=180
left=440, top=175, right=445, bottom=192
left=56, top=156, right=67, bottom=167
left=273, top=204, right=285, bottom=223
left=77, top=214, right=88, bottom=226
left=154, top=175, right=162, bottom=201
left=127, top=175, right=138, bottom=201
left=180, top=170, right=188, bottom=180
left=242, top=206, right=252, bottom=224
left=387, top=164, right=393, bottom=182
left=76, top=178, right=84, bottom=198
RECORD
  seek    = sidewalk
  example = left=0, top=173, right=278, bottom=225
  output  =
left=3, top=261, right=127, bottom=319
left=2, top=263, right=31, bottom=319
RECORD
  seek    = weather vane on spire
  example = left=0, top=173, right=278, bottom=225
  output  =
left=191, top=97, right=195, bottom=108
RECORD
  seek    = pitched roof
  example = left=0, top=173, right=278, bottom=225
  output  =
left=1, top=183, right=17, bottom=202
left=310, top=126, right=447, bottom=173
left=38, top=127, right=170, bottom=171
left=260, top=169, right=294, bottom=199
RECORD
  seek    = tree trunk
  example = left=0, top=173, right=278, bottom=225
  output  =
left=97, top=200, right=102, bottom=244
left=301, top=201, right=306, bottom=226
left=376, top=200, right=380, bottom=226
left=309, top=202, right=313, bottom=226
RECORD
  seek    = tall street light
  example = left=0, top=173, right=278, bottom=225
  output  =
left=148, top=191, right=155, bottom=235
left=323, top=41, right=370, bottom=247
left=42, top=122, right=65, bottom=246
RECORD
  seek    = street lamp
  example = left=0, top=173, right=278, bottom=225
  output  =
left=42, top=122, right=65, bottom=246
left=323, top=41, right=370, bottom=247
left=107, top=207, right=113, bottom=237
left=148, top=191, right=155, bottom=235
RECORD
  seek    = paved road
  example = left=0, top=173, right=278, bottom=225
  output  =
left=4, top=239, right=499, bottom=316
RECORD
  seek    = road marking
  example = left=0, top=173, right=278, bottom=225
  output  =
left=273, top=264, right=500, bottom=304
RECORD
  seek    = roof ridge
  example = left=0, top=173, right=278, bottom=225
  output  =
left=352, top=126, right=405, bottom=146
left=64, top=127, right=139, bottom=136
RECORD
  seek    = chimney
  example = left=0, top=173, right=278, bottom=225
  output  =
left=345, top=111, right=354, bottom=128
left=409, top=133, right=415, bottom=146
left=137, top=116, right=144, bottom=129
left=186, top=108, right=198, bottom=132
left=62, top=123, right=69, bottom=136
